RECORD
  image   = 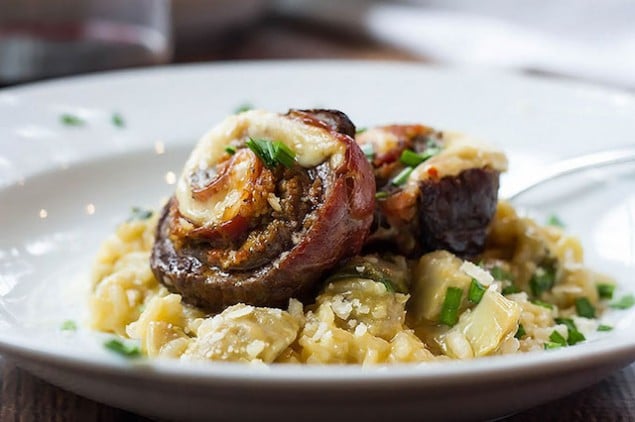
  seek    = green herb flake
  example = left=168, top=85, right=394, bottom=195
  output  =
left=502, top=284, right=521, bottom=295
left=355, top=127, right=367, bottom=135
left=529, top=265, right=556, bottom=297
left=104, top=339, right=141, bottom=358
left=468, top=279, right=486, bottom=304
left=596, top=283, right=615, bottom=300
left=60, top=113, right=85, bottom=126
left=554, top=317, right=575, bottom=331
left=391, top=167, right=414, bottom=186
left=575, top=297, right=596, bottom=318
left=112, top=112, right=125, bottom=128
left=379, top=278, right=396, bottom=293
left=544, top=341, right=563, bottom=350
left=567, top=329, right=586, bottom=345
left=273, top=141, right=296, bottom=168
left=491, top=266, right=514, bottom=281
left=531, top=299, right=554, bottom=309
left=128, top=207, right=153, bottom=222
left=597, top=324, right=613, bottom=332
left=399, top=150, right=426, bottom=167
left=546, top=214, right=565, bottom=228
left=548, top=330, right=568, bottom=347
left=246, top=138, right=295, bottom=169
left=360, top=143, right=375, bottom=161
left=610, top=294, right=635, bottom=310
left=225, top=146, right=236, bottom=155
left=554, top=318, right=585, bottom=345
left=399, top=146, right=441, bottom=167
left=375, top=191, right=389, bottom=200
left=439, top=287, right=463, bottom=327
left=234, top=103, right=253, bottom=114
left=514, top=324, right=526, bottom=339
left=60, top=320, right=77, bottom=331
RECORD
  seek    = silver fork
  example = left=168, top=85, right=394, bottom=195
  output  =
left=506, top=146, right=635, bottom=201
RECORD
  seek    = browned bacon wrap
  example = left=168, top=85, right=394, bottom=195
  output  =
left=151, top=109, right=375, bottom=311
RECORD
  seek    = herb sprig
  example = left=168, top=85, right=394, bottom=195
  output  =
left=439, top=287, right=463, bottom=326
left=246, top=138, right=296, bottom=169
left=610, top=294, right=635, bottom=310
left=112, top=112, right=125, bottom=128
left=468, top=279, right=486, bottom=304
left=60, top=320, right=77, bottom=332
left=60, top=113, right=85, bottom=126
left=104, top=339, right=141, bottom=358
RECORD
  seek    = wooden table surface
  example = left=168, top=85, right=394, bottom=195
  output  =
left=1, top=14, right=633, bottom=422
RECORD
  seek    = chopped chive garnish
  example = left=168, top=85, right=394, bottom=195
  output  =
left=375, top=191, right=389, bottom=200
left=529, top=266, right=555, bottom=297
left=104, top=339, right=141, bottom=358
left=567, top=329, right=586, bottom=345
left=399, top=147, right=440, bottom=167
left=264, top=140, right=276, bottom=166
left=246, top=138, right=296, bottom=169
left=439, top=287, right=463, bottom=326
left=514, top=324, right=526, bottom=339
left=379, top=278, right=396, bottom=293
left=502, top=284, right=521, bottom=295
left=224, top=146, right=236, bottom=155
left=391, top=167, right=414, bottom=186
left=234, top=103, right=253, bottom=113
left=356, top=127, right=367, bottom=134
left=399, top=150, right=427, bottom=167
left=468, top=279, right=486, bottom=304
left=546, top=214, right=565, bottom=228
left=575, top=297, right=596, bottom=318
left=554, top=317, right=575, bottom=330
left=597, top=324, right=613, bottom=332
left=554, top=318, right=586, bottom=345
left=549, top=330, right=568, bottom=347
left=597, top=283, right=615, bottom=300
left=112, top=112, right=125, bottom=128
left=610, top=294, right=635, bottom=310
left=273, top=141, right=295, bottom=168
left=60, top=113, right=84, bottom=126
left=491, top=266, right=514, bottom=281
left=60, top=320, right=77, bottom=331
left=360, top=143, right=374, bottom=160
left=128, top=207, right=153, bottom=222
left=544, top=341, right=563, bottom=350
left=531, top=299, right=554, bottom=309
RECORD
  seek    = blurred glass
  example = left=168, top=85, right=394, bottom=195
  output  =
left=0, top=0, right=172, bottom=84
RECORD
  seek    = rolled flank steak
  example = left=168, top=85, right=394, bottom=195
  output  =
left=151, top=109, right=375, bottom=311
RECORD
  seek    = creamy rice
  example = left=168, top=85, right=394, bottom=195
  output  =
left=89, top=202, right=613, bottom=364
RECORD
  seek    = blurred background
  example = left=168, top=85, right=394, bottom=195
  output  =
left=1, top=0, right=635, bottom=90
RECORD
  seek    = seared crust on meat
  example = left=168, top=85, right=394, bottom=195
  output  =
left=418, top=167, right=500, bottom=255
left=287, top=109, right=357, bottom=139
left=151, top=109, right=375, bottom=311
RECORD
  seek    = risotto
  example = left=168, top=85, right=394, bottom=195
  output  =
left=89, top=201, right=616, bottom=364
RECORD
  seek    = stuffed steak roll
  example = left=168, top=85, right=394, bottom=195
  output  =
left=151, top=109, right=375, bottom=311
left=357, top=125, right=507, bottom=257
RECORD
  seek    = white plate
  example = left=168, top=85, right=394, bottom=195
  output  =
left=0, top=61, right=634, bottom=422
